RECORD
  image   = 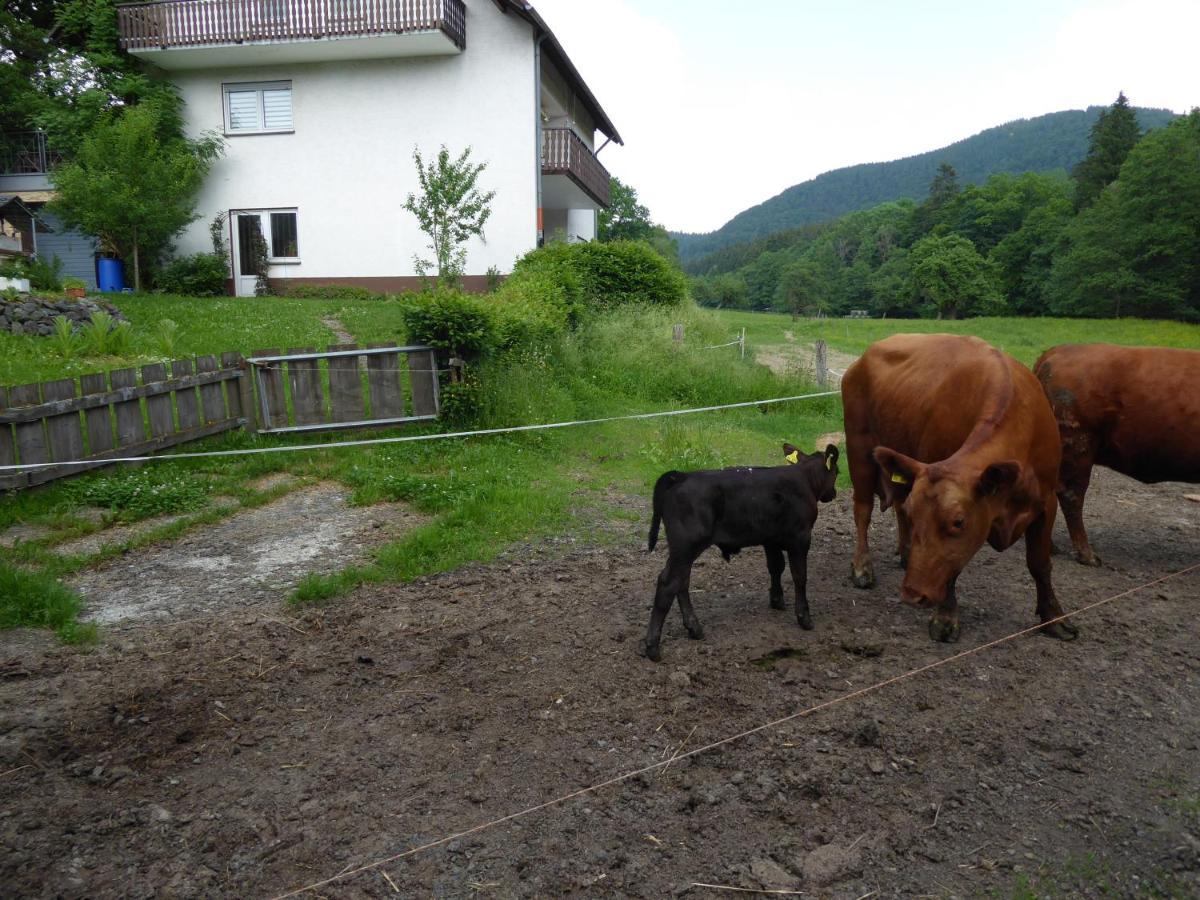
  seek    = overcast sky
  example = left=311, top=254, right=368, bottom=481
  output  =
left=532, top=0, right=1199, bottom=234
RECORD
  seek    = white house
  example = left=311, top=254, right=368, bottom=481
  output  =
left=117, top=0, right=621, bottom=295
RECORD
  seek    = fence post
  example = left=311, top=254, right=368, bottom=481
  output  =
left=740, top=328, right=746, bottom=361
left=814, top=339, right=828, bottom=387
left=238, top=357, right=258, bottom=434
left=672, top=324, right=684, bottom=344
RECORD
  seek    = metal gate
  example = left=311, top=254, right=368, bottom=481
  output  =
left=245, top=343, right=440, bottom=434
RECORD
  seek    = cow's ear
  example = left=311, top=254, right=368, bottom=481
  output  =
left=977, top=461, right=1021, bottom=497
left=873, top=446, right=923, bottom=510
left=782, top=442, right=800, bottom=464
left=823, top=443, right=839, bottom=472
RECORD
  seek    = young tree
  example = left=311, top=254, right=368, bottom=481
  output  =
left=404, top=145, right=495, bottom=283
left=49, top=104, right=223, bottom=290
left=1072, top=92, right=1141, bottom=211
left=909, top=234, right=1004, bottom=319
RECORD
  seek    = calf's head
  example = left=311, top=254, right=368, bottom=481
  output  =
left=784, top=442, right=839, bottom=503
left=874, top=446, right=1023, bottom=608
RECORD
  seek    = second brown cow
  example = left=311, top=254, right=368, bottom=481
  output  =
left=842, top=333, right=1078, bottom=642
left=1034, top=343, right=1200, bottom=566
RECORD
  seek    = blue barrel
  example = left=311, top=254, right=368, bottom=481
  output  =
left=96, top=257, right=125, bottom=293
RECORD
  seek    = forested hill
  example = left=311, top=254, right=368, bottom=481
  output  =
left=676, top=106, right=1177, bottom=269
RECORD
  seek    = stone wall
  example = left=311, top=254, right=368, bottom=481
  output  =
left=0, top=292, right=129, bottom=336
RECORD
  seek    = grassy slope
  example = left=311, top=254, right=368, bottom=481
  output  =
left=0, top=294, right=403, bottom=385
left=1, top=302, right=839, bottom=635
left=712, top=310, right=1200, bottom=366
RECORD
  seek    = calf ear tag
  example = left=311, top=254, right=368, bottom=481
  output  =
left=825, top=456, right=833, bottom=471
left=890, top=472, right=909, bottom=484
left=785, top=450, right=800, bottom=464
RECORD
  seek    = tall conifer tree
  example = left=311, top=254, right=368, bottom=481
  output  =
left=1071, top=92, right=1141, bottom=210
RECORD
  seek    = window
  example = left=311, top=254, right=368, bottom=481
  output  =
left=223, top=82, right=292, bottom=134
left=268, top=211, right=299, bottom=260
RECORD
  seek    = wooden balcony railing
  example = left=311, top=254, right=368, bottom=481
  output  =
left=541, top=128, right=611, bottom=208
left=117, top=0, right=467, bottom=52
left=0, top=131, right=63, bottom=176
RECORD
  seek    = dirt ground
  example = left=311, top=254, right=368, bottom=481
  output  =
left=1, top=468, right=1198, bottom=898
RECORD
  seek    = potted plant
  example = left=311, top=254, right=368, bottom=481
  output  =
left=63, top=277, right=86, bottom=300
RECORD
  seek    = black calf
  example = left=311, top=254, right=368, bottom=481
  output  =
left=643, top=443, right=839, bottom=661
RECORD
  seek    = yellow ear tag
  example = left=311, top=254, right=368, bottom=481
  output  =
left=785, top=450, right=799, bottom=464
left=825, top=456, right=833, bottom=471
left=891, top=472, right=909, bottom=485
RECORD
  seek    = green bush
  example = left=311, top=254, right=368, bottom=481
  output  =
left=399, top=286, right=496, bottom=360
left=284, top=283, right=384, bottom=301
left=509, top=240, right=686, bottom=315
left=489, top=271, right=572, bottom=349
left=156, top=252, right=228, bottom=297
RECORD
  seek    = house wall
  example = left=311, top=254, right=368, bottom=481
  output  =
left=34, top=210, right=99, bottom=290
left=170, top=0, right=537, bottom=287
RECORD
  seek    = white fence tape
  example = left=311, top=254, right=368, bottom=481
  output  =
left=0, top=390, right=842, bottom=473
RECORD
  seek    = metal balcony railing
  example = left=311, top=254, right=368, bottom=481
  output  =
left=541, top=128, right=610, bottom=208
left=117, top=0, right=467, bottom=52
left=0, top=132, right=62, bottom=176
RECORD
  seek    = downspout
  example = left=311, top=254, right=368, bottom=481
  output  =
left=534, top=32, right=547, bottom=247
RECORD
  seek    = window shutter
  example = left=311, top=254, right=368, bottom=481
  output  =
left=227, top=91, right=261, bottom=131
left=262, top=89, right=293, bottom=131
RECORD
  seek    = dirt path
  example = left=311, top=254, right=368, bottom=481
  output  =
left=68, top=483, right=423, bottom=624
left=1, top=470, right=1198, bottom=897
left=755, top=338, right=859, bottom=381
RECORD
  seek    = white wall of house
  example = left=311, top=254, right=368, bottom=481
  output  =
left=170, top=0, right=538, bottom=286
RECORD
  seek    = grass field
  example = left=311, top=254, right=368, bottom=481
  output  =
left=3, top=296, right=1198, bottom=640
left=712, top=309, right=1200, bottom=366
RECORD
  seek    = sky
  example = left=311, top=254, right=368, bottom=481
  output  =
left=531, top=0, right=1200, bottom=234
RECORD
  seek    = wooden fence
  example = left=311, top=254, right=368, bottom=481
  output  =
left=246, top=344, right=440, bottom=434
left=0, top=353, right=247, bottom=491
left=0, top=343, right=441, bottom=490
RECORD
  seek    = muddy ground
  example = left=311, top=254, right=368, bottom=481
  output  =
left=1, top=468, right=1198, bottom=898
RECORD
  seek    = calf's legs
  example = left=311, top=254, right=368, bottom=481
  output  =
left=788, top=541, right=814, bottom=630
left=765, top=546, right=787, bottom=609
left=644, top=548, right=703, bottom=662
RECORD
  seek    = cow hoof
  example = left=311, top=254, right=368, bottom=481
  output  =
left=1074, top=551, right=1102, bottom=568
left=1041, top=619, right=1080, bottom=641
left=643, top=642, right=662, bottom=662
left=686, top=625, right=705, bottom=640
left=769, top=595, right=786, bottom=610
left=851, top=563, right=875, bottom=589
left=928, top=615, right=961, bottom=643
left=797, top=613, right=814, bottom=631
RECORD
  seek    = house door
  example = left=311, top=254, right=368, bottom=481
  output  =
left=233, top=213, right=265, bottom=297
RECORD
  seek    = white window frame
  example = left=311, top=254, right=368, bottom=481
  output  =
left=222, top=81, right=293, bottom=135
left=234, top=208, right=301, bottom=264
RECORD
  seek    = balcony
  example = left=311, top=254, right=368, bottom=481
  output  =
left=0, top=132, right=62, bottom=177
left=117, top=0, right=467, bottom=69
left=541, top=128, right=610, bottom=209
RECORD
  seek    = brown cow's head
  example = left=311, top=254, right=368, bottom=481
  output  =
left=784, top=442, right=839, bottom=503
left=874, top=446, right=1022, bottom=608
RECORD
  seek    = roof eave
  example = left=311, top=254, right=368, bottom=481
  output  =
left=498, top=1, right=624, bottom=146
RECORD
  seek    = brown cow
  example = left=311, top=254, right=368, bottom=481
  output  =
left=842, top=334, right=1078, bottom=642
left=1034, top=343, right=1200, bottom=566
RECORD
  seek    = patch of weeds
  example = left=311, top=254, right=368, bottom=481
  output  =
left=67, top=468, right=209, bottom=521
left=0, top=562, right=96, bottom=643
left=750, top=646, right=807, bottom=670
left=638, top=419, right=729, bottom=471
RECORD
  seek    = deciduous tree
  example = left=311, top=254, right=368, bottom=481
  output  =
left=404, top=145, right=496, bottom=283
left=49, top=104, right=222, bottom=290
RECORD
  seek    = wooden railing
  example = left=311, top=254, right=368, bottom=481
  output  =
left=541, top=128, right=611, bottom=208
left=117, top=0, right=467, bottom=52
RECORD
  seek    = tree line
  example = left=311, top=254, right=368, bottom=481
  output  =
left=690, top=95, right=1200, bottom=322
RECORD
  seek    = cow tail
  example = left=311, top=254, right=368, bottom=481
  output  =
left=648, top=471, right=687, bottom=552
